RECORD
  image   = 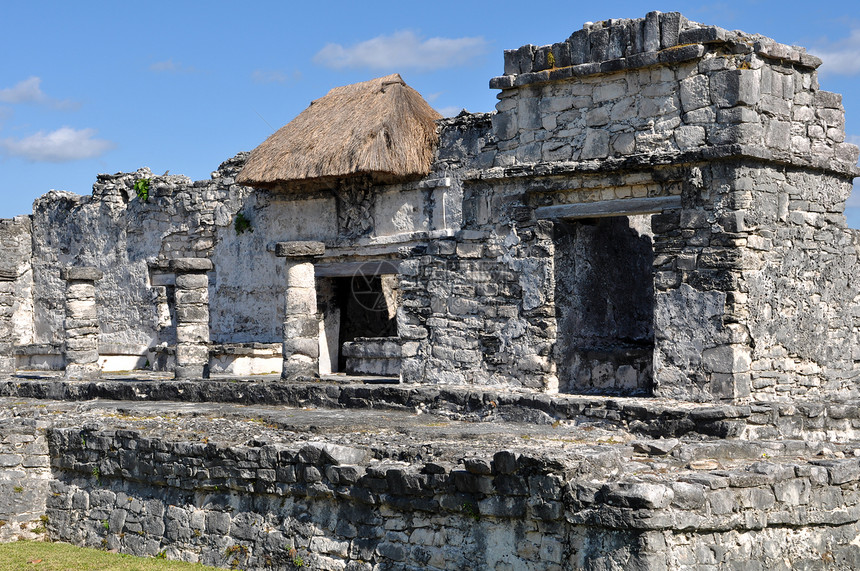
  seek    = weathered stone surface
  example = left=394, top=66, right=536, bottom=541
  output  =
left=60, top=267, right=103, bottom=282
left=275, top=241, right=325, bottom=258
left=170, top=258, right=213, bottom=273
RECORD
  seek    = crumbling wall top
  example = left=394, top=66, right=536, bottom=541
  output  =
left=491, top=11, right=822, bottom=90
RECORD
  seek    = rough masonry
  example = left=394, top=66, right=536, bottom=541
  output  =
left=0, top=10, right=859, bottom=570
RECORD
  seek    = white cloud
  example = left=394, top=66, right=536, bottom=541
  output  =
left=314, top=31, right=488, bottom=71
left=810, top=29, right=860, bottom=76
left=149, top=59, right=196, bottom=73
left=0, top=127, right=115, bottom=162
left=0, top=76, right=79, bottom=110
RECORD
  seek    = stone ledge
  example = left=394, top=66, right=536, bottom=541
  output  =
left=466, top=144, right=860, bottom=182
left=494, top=12, right=821, bottom=90
left=275, top=241, right=326, bottom=258
left=6, top=377, right=860, bottom=441
left=169, top=258, right=213, bottom=273
left=60, top=267, right=103, bottom=282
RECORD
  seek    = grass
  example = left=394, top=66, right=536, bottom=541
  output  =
left=0, top=541, right=221, bottom=570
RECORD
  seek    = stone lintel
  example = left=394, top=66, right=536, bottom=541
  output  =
left=535, top=196, right=682, bottom=220
left=61, top=267, right=103, bottom=282
left=170, top=258, right=213, bottom=273
left=276, top=241, right=325, bottom=259
left=314, top=260, right=401, bottom=278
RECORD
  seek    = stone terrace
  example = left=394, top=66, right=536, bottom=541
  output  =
left=3, top=378, right=860, bottom=569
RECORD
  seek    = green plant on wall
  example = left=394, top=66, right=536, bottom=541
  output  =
left=133, top=178, right=151, bottom=202
left=234, top=211, right=253, bottom=235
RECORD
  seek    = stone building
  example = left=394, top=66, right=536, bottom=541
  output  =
left=0, top=12, right=858, bottom=404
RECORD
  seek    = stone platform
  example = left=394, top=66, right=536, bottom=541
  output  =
left=3, top=374, right=860, bottom=569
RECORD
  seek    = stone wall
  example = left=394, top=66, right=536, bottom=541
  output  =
left=483, top=12, right=859, bottom=401
left=740, top=167, right=860, bottom=400
left=489, top=12, right=856, bottom=174
left=1, top=10, right=858, bottom=403
left=0, top=417, right=49, bottom=542
left=0, top=217, right=34, bottom=355
left=32, top=418, right=860, bottom=570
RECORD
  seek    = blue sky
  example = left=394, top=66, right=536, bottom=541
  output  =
left=1, top=1, right=859, bottom=227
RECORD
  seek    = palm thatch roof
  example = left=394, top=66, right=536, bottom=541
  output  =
left=237, top=74, right=441, bottom=189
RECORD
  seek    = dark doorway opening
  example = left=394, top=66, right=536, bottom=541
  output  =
left=553, top=215, right=655, bottom=395
left=335, top=274, right=397, bottom=371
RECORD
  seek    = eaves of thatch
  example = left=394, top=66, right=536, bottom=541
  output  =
left=237, top=74, right=441, bottom=190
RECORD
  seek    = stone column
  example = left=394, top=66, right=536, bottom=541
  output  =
left=61, top=267, right=103, bottom=378
left=276, top=241, right=324, bottom=379
left=0, top=268, right=16, bottom=374
left=171, top=258, right=212, bottom=379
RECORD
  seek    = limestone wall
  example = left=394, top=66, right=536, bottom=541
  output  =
left=739, top=167, right=860, bottom=400
left=0, top=417, right=50, bottom=542
left=0, top=217, right=34, bottom=351
left=489, top=12, right=857, bottom=174
left=37, top=422, right=860, bottom=570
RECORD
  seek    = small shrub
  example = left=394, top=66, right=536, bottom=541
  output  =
left=12, top=486, right=23, bottom=494
left=462, top=502, right=480, bottom=522
left=234, top=211, right=253, bottom=235
left=134, top=178, right=151, bottom=202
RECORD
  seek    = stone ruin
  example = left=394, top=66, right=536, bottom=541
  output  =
left=1, top=11, right=860, bottom=570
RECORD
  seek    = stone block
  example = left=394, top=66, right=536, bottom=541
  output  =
left=65, top=337, right=97, bottom=352
left=175, top=305, right=209, bottom=323
left=175, top=273, right=209, bottom=290
left=606, top=482, right=674, bottom=509
left=283, top=337, right=320, bottom=359
left=66, top=300, right=97, bottom=320
left=176, top=323, right=209, bottom=344
left=175, top=344, right=209, bottom=365
left=659, top=12, right=682, bottom=49
left=65, top=362, right=100, bottom=378
left=568, top=30, right=588, bottom=65
left=285, top=262, right=316, bottom=289
left=678, top=26, right=727, bottom=45
left=284, top=288, right=317, bottom=315
left=675, top=126, right=706, bottom=150
left=702, top=345, right=752, bottom=374
left=282, top=357, right=317, bottom=379
left=581, top=129, right=610, bottom=159
left=170, top=258, right=213, bottom=273
left=61, top=267, right=103, bottom=282
left=588, top=27, right=609, bottom=62
left=492, top=111, right=517, bottom=141
left=766, top=120, right=791, bottom=150
left=503, top=50, right=518, bottom=75
left=66, top=282, right=95, bottom=301
left=0, top=356, right=14, bottom=374
left=680, top=75, right=710, bottom=112
left=517, top=96, right=541, bottom=130
left=710, top=70, right=741, bottom=108
left=275, top=241, right=325, bottom=258
left=283, top=315, right=319, bottom=338
left=737, top=69, right=762, bottom=106
left=174, top=289, right=207, bottom=305
left=643, top=11, right=660, bottom=52
left=514, top=44, right=536, bottom=74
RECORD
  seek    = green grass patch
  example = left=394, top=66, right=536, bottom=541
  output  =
left=0, top=540, right=220, bottom=570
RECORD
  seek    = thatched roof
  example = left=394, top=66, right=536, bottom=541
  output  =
left=237, top=74, right=441, bottom=189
